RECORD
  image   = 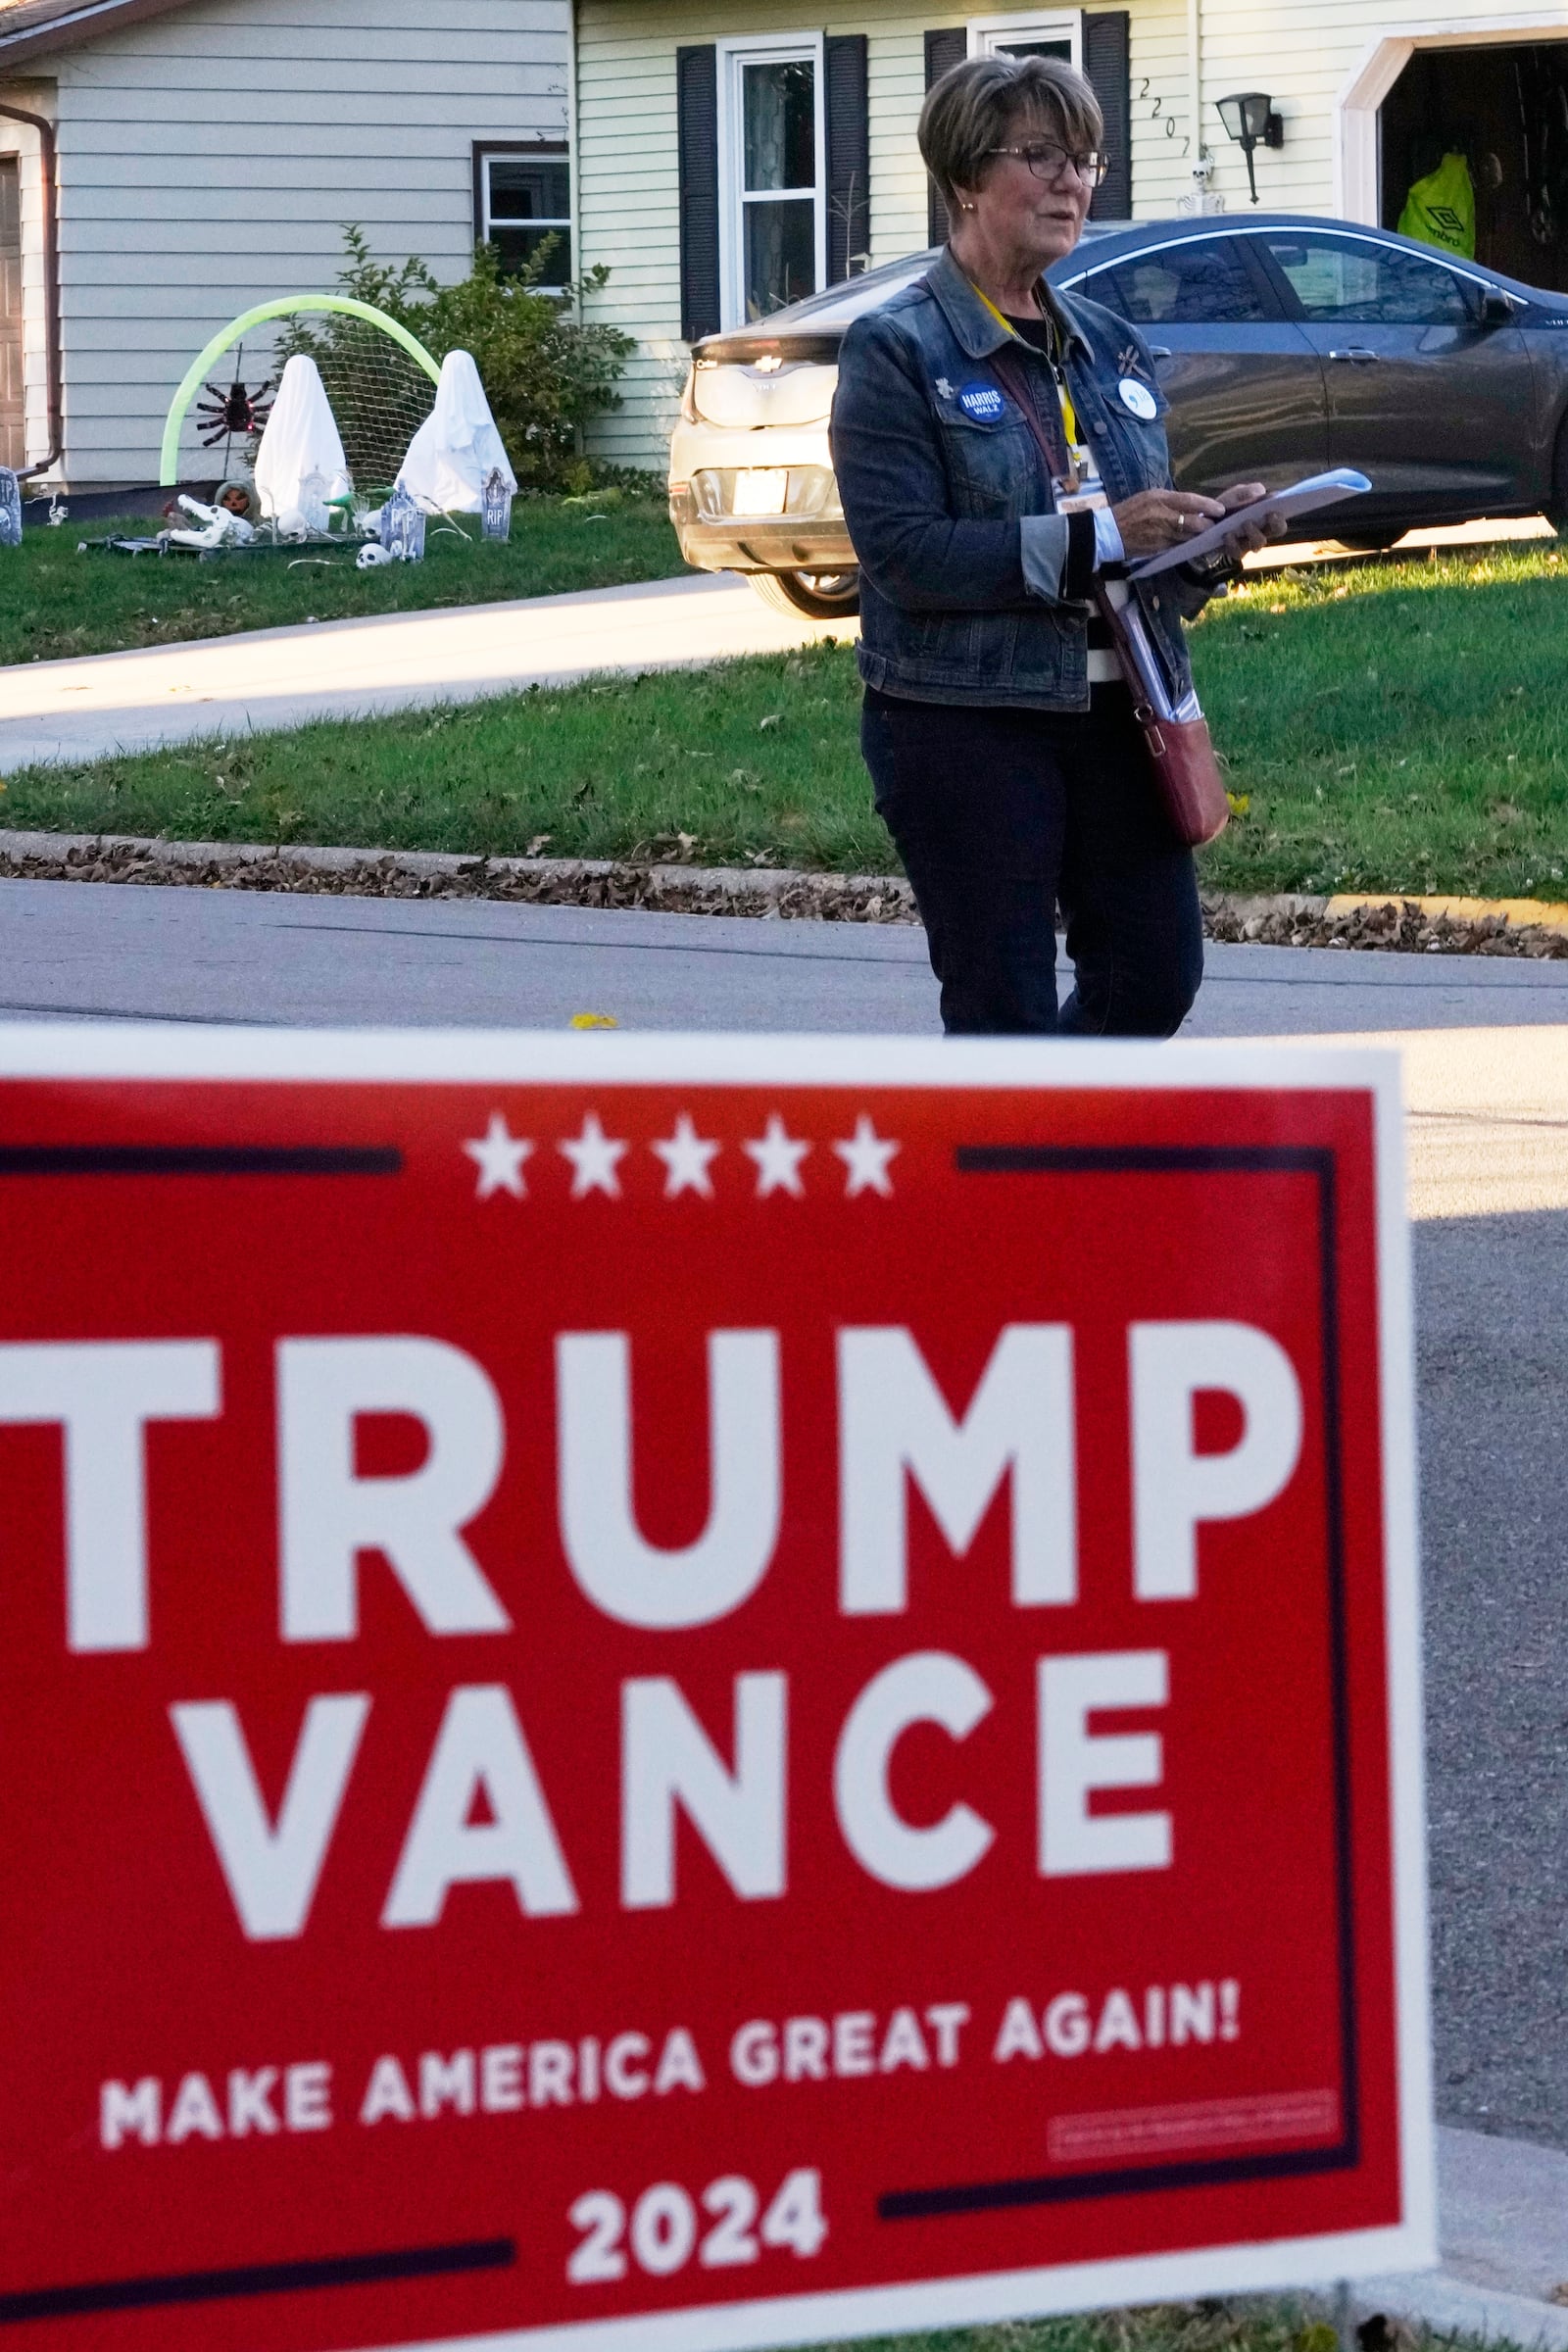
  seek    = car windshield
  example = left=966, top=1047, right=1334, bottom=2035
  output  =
left=739, top=250, right=939, bottom=336
left=703, top=220, right=1131, bottom=346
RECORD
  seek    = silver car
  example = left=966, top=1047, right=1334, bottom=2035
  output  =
left=669, top=214, right=1568, bottom=617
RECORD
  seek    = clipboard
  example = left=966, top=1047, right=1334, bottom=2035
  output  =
left=1127, top=467, right=1372, bottom=579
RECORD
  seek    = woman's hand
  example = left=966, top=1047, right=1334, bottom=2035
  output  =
left=1212, top=479, right=1287, bottom=562
left=1109, top=488, right=1227, bottom=558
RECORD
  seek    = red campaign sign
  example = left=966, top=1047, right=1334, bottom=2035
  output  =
left=0, top=1029, right=1432, bottom=2352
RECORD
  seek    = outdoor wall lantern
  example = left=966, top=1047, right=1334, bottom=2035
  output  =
left=1216, top=92, right=1284, bottom=204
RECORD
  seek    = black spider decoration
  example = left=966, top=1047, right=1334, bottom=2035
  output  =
left=194, top=375, right=274, bottom=448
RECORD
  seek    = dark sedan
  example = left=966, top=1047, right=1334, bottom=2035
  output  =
left=668, top=214, right=1568, bottom=616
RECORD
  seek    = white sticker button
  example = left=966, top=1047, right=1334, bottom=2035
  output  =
left=1118, top=377, right=1157, bottom=420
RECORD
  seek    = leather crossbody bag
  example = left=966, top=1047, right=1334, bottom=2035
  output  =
left=988, top=345, right=1230, bottom=849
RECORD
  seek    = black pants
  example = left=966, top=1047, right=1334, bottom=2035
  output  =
left=861, top=688, right=1203, bottom=1037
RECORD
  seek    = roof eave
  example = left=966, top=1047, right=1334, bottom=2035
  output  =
left=0, top=0, right=198, bottom=67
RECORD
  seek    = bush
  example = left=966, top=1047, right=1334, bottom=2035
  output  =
left=284, top=226, right=636, bottom=493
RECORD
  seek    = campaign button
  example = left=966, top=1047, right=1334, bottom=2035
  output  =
left=957, top=381, right=1006, bottom=421
left=1119, top=376, right=1158, bottom=420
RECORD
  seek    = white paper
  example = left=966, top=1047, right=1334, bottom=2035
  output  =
left=1127, top=467, right=1371, bottom=579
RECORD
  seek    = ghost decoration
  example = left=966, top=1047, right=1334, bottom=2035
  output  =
left=254, top=355, right=351, bottom=523
left=395, top=350, right=514, bottom=514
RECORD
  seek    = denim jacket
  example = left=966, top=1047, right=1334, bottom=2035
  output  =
left=830, top=244, right=1218, bottom=711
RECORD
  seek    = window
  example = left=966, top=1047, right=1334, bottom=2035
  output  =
left=967, top=12, right=1080, bottom=65
left=1082, top=237, right=1270, bottom=326
left=718, top=36, right=825, bottom=326
left=475, top=146, right=571, bottom=287
left=1261, top=230, right=1472, bottom=327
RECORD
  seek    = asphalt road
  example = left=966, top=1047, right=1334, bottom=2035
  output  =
left=9, top=873, right=1568, bottom=1036
left=6, top=873, right=1568, bottom=2152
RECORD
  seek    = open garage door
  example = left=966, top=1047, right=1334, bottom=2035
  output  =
left=1380, top=40, right=1568, bottom=294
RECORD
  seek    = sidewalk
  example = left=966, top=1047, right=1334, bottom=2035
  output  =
left=0, top=571, right=854, bottom=772
left=1366, top=2125, right=1568, bottom=2346
left=2, top=516, right=1550, bottom=777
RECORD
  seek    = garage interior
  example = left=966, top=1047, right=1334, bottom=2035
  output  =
left=1380, top=39, right=1568, bottom=294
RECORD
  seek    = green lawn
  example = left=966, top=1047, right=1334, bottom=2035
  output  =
left=810, top=2302, right=1459, bottom=2352
left=2, top=494, right=686, bottom=667
left=5, top=545, right=1567, bottom=903
left=1195, top=542, right=1568, bottom=899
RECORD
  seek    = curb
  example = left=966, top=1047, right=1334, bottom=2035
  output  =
left=2, top=827, right=1567, bottom=957
left=0, top=828, right=917, bottom=924
left=1210, top=892, right=1568, bottom=957
left=1356, top=2269, right=1568, bottom=2349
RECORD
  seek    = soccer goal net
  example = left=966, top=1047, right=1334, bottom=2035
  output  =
left=160, top=296, right=441, bottom=498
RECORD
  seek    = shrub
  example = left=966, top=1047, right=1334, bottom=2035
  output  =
left=283, top=226, right=636, bottom=493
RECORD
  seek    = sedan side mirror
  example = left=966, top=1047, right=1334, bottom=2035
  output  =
left=1480, top=287, right=1523, bottom=326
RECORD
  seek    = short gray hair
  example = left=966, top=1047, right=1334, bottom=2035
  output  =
left=918, top=52, right=1103, bottom=213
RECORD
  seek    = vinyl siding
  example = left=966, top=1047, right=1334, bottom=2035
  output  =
left=577, top=0, right=1206, bottom=467
left=578, top=0, right=1568, bottom=469
left=20, top=0, right=569, bottom=482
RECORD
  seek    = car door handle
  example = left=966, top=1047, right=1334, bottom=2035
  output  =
left=1148, top=345, right=1172, bottom=360
left=1328, top=348, right=1380, bottom=363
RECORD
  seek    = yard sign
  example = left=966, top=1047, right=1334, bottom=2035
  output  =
left=0, top=1028, right=1433, bottom=2352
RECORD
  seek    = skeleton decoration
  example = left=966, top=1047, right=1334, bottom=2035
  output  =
left=164, top=494, right=256, bottom=553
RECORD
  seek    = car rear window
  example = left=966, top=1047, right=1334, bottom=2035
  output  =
left=1079, top=237, right=1270, bottom=325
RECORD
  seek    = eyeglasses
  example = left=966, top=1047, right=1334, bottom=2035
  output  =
left=988, top=142, right=1109, bottom=187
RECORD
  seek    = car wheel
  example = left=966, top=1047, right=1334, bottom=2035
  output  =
left=1547, top=416, right=1568, bottom=531
left=748, top=568, right=860, bottom=619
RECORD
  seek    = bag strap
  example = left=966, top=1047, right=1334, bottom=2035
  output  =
left=990, top=344, right=1162, bottom=715
left=988, top=344, right=1067, bottom=483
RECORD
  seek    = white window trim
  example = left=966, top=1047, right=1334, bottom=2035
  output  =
left=966, top=11, right=1082, bottom=65
left=1337, top=17, right=1568, bottom=223
left=479, top=148, right=572, bottom=297
left=716, top=30, right=827, bottom=333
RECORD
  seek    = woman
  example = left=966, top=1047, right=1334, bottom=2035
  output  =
left=830, top=53, right=1279, bottom=1036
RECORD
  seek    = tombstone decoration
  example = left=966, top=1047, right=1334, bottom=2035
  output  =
left=0, top=468, right=23, bottom=549
left=481, top=466, right=514, bottom=543
left=380, top=483, right=425, bottom=563
left=298, top=467, right=331, bottom=537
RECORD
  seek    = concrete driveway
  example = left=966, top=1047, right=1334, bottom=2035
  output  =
left=0, top=570, right=853, bottom=772
left=5, top=514, right=1551, bottom=777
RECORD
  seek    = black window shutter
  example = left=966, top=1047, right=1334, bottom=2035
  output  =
left=1082, top=11, right=1131, bottom=220
left=676, top=43, right=720, bottom=341
left=923, top=27, right=967, bottom=247
left=825, top=34, right=870, bottom=283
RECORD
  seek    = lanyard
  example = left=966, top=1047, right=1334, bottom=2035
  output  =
left=967, top=279, right=1080, bottom=447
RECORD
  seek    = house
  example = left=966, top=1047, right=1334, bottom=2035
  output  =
left=0, top=0, right=573, bottom=485
left=571, top=0, right=1568, bottom=471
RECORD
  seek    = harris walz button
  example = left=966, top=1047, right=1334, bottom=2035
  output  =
left=957, top=381, right=1007, bottom=421
left=1118, top=377, right=1158, bottom=420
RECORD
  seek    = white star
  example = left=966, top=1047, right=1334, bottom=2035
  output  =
left=463, top=1111, right=533, bottom=1200
left=559, top=1111, right=628, bottom=1200
left=744, top=1113, right=811, bottom=1198
left=652, top=1111, right=721, bottom=1199
left=833, top=1113, right=899, bottom=1199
